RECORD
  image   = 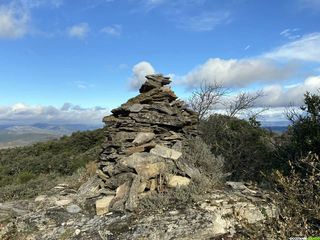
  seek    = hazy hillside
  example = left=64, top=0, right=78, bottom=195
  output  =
left=0, top=127, right=105, bottom=201
left=0, top=124, right=102, bottom=149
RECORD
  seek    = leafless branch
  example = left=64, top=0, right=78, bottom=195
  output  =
left=285, top=103, right=301, bottom=123
left=227, top=90, right=265, bottom=117
left=188, top=80, right=229, bottom=120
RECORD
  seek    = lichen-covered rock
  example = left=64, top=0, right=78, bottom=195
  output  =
left=0, top=181, right=278, bottom=240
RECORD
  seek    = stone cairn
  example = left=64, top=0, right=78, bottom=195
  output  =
left=96, top=74, right=199, bottom=213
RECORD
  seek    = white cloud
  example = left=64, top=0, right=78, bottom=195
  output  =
left=182, top=58, right=296, bottom=88
left=129, top=61, right=156, bottom=90
left=0, top=102, right=108, bottom=125
left=68, top=23, right=90, bottom=39
left=0, top=0, right=64, bottom=39
left=257, top=75, right=320, bottom=107
left=177, top=11, right=231, bottom=32
left=181, top=33, right=320, bottom=88
left=101, top=24, right=122, bottom=36
left=0, top=3, right=30, bottom=39
left=280, top=28, right=300, bottom=40
left=265, top=33, right=320, bottom=62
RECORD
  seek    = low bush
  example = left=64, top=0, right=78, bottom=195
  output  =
left=0, top=173, right=60, bottom=201
left=199, top=114, right=276, bottom=182
left=237, top=153, right=320, bottom=238
left=183, top=137, right=225, bottom=188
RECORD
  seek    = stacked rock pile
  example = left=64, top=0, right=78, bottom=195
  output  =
left=97, top=74, right=199, bottom=213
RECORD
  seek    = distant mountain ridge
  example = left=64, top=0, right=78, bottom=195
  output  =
left=0, top=123, right=101, bottom=149
left=261, top=120, right=289, bottom=133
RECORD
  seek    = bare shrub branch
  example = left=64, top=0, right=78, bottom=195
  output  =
left=187, top=80, right=229, bottom=120
left=227, top=90, right=265, bottom=117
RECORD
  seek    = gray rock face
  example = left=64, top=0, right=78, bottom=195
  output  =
left=98, top=74, right=199, bottom=212
left=0, top=182, right=278, bottom=240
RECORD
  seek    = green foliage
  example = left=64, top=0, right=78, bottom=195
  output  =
left=0, top=128, right=105, bottom=200
left=237, top=154, right=320, bottom=238
left=288, top=91, right=320, bottom=157
left=199, top=114, right=276, bottom=182
left=17, top=171, right=37, bottom=184
left=183, top=137, right=225, bottom=187
left=0, top=173, right=60, bottom=201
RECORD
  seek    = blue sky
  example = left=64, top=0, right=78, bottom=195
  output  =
left=0, top=0, right=320, bottom=125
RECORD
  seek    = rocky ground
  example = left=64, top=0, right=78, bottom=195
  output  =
left=0, top=177, right=277, bottom=240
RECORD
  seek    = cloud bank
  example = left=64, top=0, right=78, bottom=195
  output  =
left=180, top=33, right=320, bottom=89
left=182, top=58, right=297, bottom=88
left=0, top=103, right=108, bottom=125
left=257, top=75, right=320, bottom=107
left=264, top=33, right=320, bottom=62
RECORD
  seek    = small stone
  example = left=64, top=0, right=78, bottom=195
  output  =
left=128, top=104, right=145, bottom=112
left=164, top=132, right=182, bottom=141
left=133, top=132, right=155, bottom=145
left=137, top=181, right=147, bottom=193
left=149, top=179, right=157, bottom=191
left=55, top=198, right=73, bottom=206
left=35, top=195, right=47, bottom=202
left=125, top=142, right=156, bottom=154
left=135, top=162, right=166, bottom=179
left=96, top=196, right=114, bottom=215
left=172, top=141, right=183, bottom=151
left=150, top=145, right=182, bottom=160
left=96, top=169, right=109, bottom=181
left=66, top=204, right=82, bottom=214
left=167, top=175, right=191, bottom=188
left=75, top=229, right=81, bottom=235
left=116, top=182, right=130, bottom=200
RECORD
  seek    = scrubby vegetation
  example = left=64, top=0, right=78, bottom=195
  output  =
left=200, top=114, right=276, bottom=182
left=0, top=128, right=105, bottom=201
left=197, top=91, right=320, bottom=237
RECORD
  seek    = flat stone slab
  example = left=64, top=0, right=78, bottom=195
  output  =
left=96, top=196, right=114, bottom=215
left=150, top=144, right=182, bottom=160
left=133, top=132, right=155, bottom=145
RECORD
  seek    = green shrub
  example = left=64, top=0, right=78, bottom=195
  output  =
left=287, top=91, right=320, bottom=157
left=183, top=137, right=225, bottom=188
left=237, top=153, right=320, bottom=238
left=17, top=171, right=37, bottom=184
left=0, top=173, right=60, bottom=201
left=199, top=114, right=276, bottom=182
left=0, top=127, right=105, bottom=201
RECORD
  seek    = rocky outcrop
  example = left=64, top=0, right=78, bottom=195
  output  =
left=97, top=74, right=199, bottom=212
left=0, top=180, right=278, bottom=240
